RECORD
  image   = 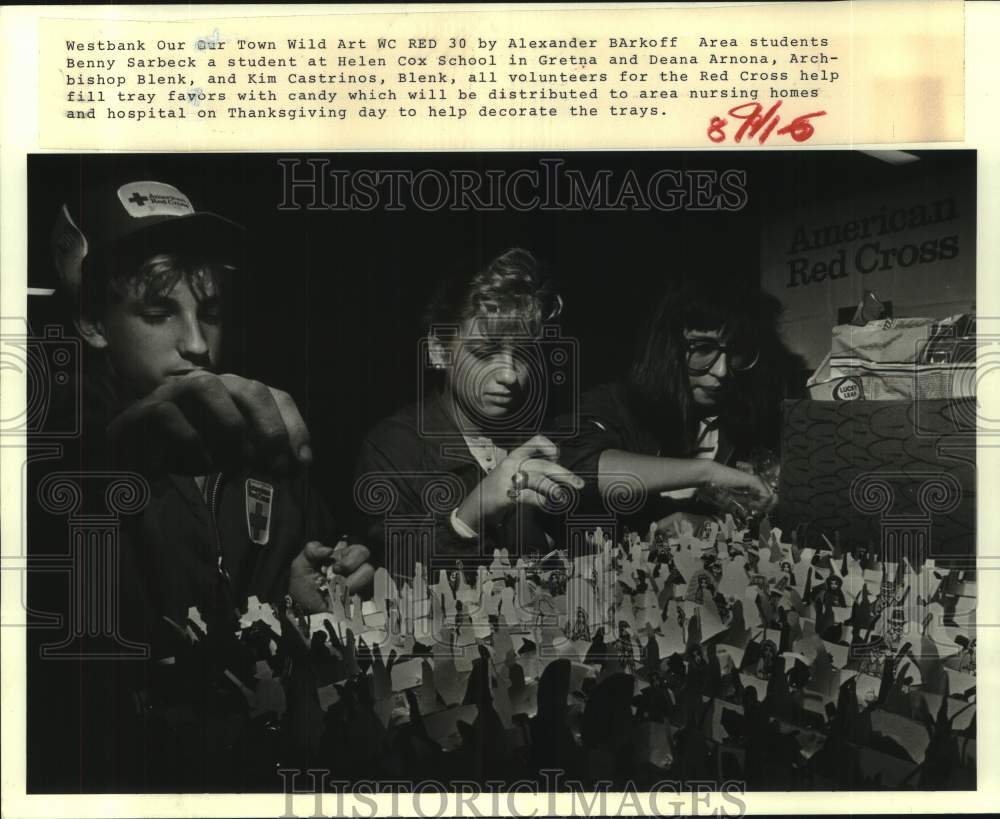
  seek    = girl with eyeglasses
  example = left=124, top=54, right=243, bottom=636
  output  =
left=559, top=276, right=795, bottom=532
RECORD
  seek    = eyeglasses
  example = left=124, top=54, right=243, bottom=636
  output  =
left=685, top=339, right=759, bottom=374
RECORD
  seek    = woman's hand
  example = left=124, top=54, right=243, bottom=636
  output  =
left=455, top=434, right=584, bottom=533
left=701, top=461, right=777, bottom=525
left=704, top=461, right=773, bottom=499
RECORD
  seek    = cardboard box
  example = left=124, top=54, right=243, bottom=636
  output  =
left=778, top=399, right=975, bottom=562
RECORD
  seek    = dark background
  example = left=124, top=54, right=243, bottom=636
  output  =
left=27, top=150, right=975, bottom=526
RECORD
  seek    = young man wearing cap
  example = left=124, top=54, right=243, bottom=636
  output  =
left=52, top=178, right=373, bottom=622
left=36, top=178, right=370, bottom=789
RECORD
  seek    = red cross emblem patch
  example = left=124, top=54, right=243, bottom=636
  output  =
left=245, top=479, right=274, bottom=545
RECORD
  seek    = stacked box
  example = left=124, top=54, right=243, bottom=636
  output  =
left=778, top=398, right=975, bottom=562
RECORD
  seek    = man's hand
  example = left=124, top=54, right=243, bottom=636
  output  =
left=288, top=540, right=375, bottom=613
left=106, top=371, right=313, bottom=475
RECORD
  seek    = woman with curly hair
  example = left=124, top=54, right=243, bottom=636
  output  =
left=353, top=247, right=583, bottom=574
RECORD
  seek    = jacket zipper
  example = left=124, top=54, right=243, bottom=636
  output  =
left=205, top=472, right=230, bottom=583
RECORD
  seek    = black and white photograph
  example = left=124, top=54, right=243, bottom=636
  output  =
left=21, top=149, right=977, bottom=798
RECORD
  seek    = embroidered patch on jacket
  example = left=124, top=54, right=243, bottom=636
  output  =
left=245, top=479, right=275, bottom=545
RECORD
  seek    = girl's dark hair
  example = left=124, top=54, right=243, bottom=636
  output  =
left=422, top=247, right=560, bottom=337
left=627, top=275, right=795, bottom=455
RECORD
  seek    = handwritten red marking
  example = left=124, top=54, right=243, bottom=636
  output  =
left=707, top=100, right=827, bottom=144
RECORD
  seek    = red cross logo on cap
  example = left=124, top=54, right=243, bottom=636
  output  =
left=128, top=191, right=149, bottom=207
